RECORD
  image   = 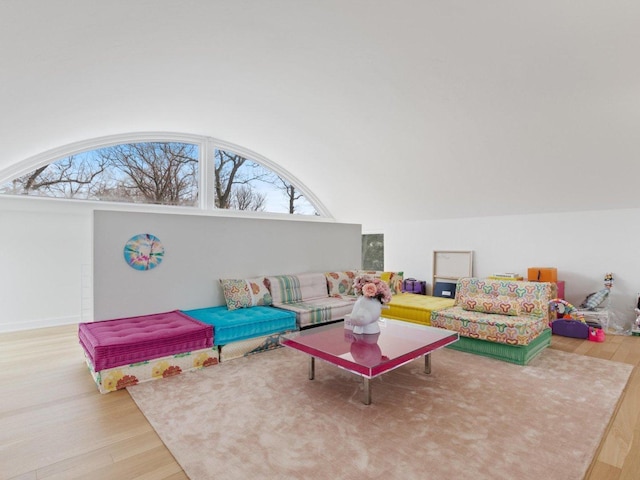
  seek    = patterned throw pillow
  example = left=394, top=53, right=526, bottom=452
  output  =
left=384, top=271, right=404, bottom=295
left=220, top=277, right=272, bottom=311
left=325, top=271, right=358, bottom=297
left=459, top=294, right=520, bottom=316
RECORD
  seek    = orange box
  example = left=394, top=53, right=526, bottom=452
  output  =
left=527, top=267, right=557, bottom=283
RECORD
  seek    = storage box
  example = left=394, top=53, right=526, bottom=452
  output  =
left=433, top=281, right=457, bottom=299
left=527, top=267, right=558, bottom=283
left=551, top=319, right=589, bottom=339
left=402, top=278, right=427, bottom=295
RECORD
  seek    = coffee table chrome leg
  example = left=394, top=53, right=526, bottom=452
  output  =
left=363, top=377, right=371, bottom=405
left=309, top=356, right=315, bottom=380
left=425, top=353, right=431, bottom=374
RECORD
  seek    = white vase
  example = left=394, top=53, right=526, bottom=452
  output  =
left=349, top=296, right=382, bottom=334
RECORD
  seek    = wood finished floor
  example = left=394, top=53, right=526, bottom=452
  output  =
left=1, top=324, right=638, bottom=480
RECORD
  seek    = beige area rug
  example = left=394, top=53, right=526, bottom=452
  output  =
left=128, top=346, right=633, bottom=480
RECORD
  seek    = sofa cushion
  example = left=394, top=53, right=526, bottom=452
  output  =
left=78, top=310, right=213, bottom=371
left=272, top=296, right=356, bottom=328
left=455, top=277, right=555, bottom=324
left=325, top=270, right=358, bottom=297
left=431, top=306, right=547, bottom=346
left=267, top=273, right=329, bottom=304
left=382, top=293, right=455, bottom=326
left=182, top=305, right=296, bottom=345
left=220, top=277, right=272, bottom=311
left=459, top=294, right=520, bottom=316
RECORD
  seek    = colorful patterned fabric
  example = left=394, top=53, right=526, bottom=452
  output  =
left=325, top=270, right=358, bottom=297
left=431, top=278, right=555, bottom=346
left=432, top=307, right=548, bottom=346
left=83, top=346, right=219, bottom=394
left=220, top=277, right=272, bottom=311
left=459, top=294, right=520, bottom=316
left=382, top=293, right=455, bottom=326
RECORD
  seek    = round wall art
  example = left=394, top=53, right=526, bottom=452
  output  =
left=123, top=233, right=165, bottom=271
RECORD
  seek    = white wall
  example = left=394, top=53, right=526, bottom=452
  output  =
left=93, top=210, right=361, bottom=320
left=0, top=197, right=92, bottom=332
left=374, top=208, right=640, bottom=330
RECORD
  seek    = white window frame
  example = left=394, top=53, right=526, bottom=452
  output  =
left=0, top=132, right=330, bottom=218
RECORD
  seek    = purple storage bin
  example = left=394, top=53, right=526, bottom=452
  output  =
left=551, top=319, right=589, bottom=339
left=402, top=278, right=426, bottom=295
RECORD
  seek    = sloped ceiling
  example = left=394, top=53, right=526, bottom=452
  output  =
left=1, top=1, right=639, bottom=225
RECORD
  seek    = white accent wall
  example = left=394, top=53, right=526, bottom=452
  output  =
left=93, top=210, right=361, bottom=320
left=375, top=208, right=640, bottom=330
left=0, top=197, right=92, bottom=332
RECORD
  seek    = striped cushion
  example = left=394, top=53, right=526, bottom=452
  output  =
left=266, top=273, right=328, bottom=304
left=273, top=296, right=356, bottom=328
left=269, top=275, right=303, bottom=303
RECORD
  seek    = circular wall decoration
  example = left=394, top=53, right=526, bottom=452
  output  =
left=123, top=234, right=165, bottom=271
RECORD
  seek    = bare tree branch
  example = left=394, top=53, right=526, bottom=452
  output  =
left=16, top=156, right=107, bottom=198
left=100, top=143, right=198, bottom=205
left=214, top=150, right=271, bottom=209
left=231, top=184, right=266, bottom=211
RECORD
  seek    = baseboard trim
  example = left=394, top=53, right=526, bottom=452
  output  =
left=0, top=315, right=81, bottom=333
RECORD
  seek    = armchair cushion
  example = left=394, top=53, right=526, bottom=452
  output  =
left=459, top=294, right=520, bottom=316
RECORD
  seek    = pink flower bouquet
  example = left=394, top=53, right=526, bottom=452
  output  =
left=353, top=275, right=392, bottom=304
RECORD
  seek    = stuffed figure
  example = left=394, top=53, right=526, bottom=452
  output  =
left=580, top=273, right=613, bottom=310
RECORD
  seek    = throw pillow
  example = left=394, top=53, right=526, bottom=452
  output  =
left=459, top=294, right=520, bottom=316
left=387, top=271, right=404, bottom=295
left=220, top=277, right=272, bottom=311
left=325, top=271, right=357, bottom=297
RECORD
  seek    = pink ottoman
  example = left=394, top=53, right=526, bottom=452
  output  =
left=78, top=311, right=217, bottom=392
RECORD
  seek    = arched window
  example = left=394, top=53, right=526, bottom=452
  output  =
left=0, top=133, right=324, bottom=216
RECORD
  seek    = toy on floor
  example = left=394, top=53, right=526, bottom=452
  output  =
left=549, top=298, right=592, bottom=339
left=549, top=298, right=584, bottom=323
left=580, top=273, right=613, bottom=310
left=588, top=326, right=605, bottom=342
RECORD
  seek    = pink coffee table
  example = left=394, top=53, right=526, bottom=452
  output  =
left=281, top=318, right=458, bottom=404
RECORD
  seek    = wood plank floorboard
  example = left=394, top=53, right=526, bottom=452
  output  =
left=0, top=324, right=638, bottom=480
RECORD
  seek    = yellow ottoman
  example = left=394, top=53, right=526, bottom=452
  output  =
left=382, top=293, right=455, bottom=326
